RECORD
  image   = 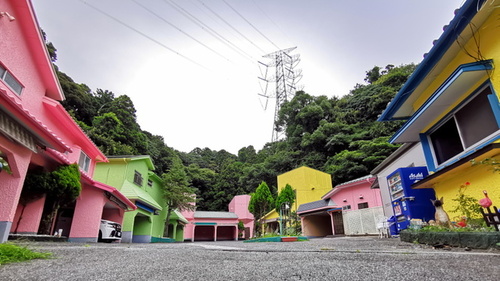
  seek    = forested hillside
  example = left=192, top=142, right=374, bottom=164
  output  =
left=47, top=38, right=413, bottom=211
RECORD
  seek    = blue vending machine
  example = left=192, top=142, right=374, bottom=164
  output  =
left=387, top=167, right=436, bottom=233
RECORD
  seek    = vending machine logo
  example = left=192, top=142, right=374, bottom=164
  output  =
left=408, top=172, right=424, bottom=181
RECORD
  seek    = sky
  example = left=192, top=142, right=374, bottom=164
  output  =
left=31, top=0, right=465, bottom=154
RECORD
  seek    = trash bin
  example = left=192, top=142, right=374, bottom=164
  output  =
left=387, top=216, right=398, bottom=236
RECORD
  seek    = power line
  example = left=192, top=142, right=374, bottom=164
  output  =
left=162, top=0, right=256, bottom=63
left=130, top=0, right=231, bottom=63
left=222, top=0, right=280, bottom=50
left=78, top=0, right=210, bottom=71
left=250, top=0, right=293, bottom=47
left=195, top=0, right=267, bottom=54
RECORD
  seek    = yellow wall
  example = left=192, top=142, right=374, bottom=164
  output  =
left=261, top=166, right=333, bottom=221
left=432, top=161, right=500, bottom=220
left=277, top=166, right=333, bottom=213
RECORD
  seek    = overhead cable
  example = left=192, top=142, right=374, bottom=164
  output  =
left=78, top=0, right=210, bottom=71
left=130, top=0, right=231, bottom=63
left=195, top=0, right=267, bottom=54
left=162, top=0, right=256, bottom=63
left=250, top=0, right=293, bottom=47
left=222, top=0, right=280, bottom=50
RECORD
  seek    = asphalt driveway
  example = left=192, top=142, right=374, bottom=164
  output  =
left=1, top=236, right=499, bottom=281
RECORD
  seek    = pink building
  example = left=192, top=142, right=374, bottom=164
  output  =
left=0, top=0, right=135, bottom=243
left=182, top=195, right=254, bottom=242
left=298, top=176, right=384, bottom=237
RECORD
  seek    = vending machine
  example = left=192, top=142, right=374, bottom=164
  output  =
left=387, top=167, right=436, bottom=233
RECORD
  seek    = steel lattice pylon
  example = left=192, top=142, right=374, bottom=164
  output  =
left=258, top=47, right=302, bottom=142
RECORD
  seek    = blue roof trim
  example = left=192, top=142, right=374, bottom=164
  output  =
left=136, top=201, right=156, bottom=213
left=378, top=0, right=486, bottom=121
left=389, top=60, right=493, bottom=143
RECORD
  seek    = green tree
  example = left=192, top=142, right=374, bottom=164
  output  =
left=27, top=164, right=82, bottom=235
left=275, top=184, right=296, bottom=235
left=0, top=153, right=12, bottom=174
left=162, top=156, right=196, bottom=237
left=248, top=181, right=274, bottom=236
left=364, top=66, right=381, bottom=84
left=275, top=184, right=296, bottom=212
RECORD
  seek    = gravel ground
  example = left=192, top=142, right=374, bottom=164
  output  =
left=1, top=236, right=499, bottom=281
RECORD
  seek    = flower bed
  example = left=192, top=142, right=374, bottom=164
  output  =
left=244, top=236, right=308, bottom=243
left=400, top=230, right=500, bottom=249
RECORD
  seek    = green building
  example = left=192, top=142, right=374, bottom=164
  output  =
left=94, top=156, right=187, bottom=242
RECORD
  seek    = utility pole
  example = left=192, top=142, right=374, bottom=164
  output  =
left=258, top=47, right=302, bottom=142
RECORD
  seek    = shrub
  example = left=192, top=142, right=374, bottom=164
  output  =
left=0, top=243, right=51, bottom=265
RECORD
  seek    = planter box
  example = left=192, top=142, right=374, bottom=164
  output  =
left=400, top=230, right=500, bottom=249
left=151, top=237, right=176, bottom=243
left=281, top=236, right=298, bottom=242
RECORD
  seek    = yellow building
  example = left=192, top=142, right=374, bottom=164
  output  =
left=261, top=166, right=332, bottom=233
left=378, top=0, right=500, bottom=223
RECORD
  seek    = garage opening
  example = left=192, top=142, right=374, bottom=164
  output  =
left=194, top=225, right=215, bottom=241
left=216, top=226, right=236, bottom=241
left=301, top=213, right=333, bottom=237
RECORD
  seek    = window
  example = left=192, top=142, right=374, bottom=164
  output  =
left=0, top=64, right=23, bottom=95
left=133, top=171, right=143, bottom=186
left=428, top=85, right=499, bottom=165
left=78, top=152, right=90, bottom=173
left=342, top=205, right=351, bottom=211
left=147, top=179, right=153, bottom=187
left=358, top=202, right=369, bottom=209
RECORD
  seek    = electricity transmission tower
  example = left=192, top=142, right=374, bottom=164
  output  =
left=258, top=47, right=302, bottom=142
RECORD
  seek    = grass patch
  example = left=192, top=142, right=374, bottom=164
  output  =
left=0, top=243, right=51, bottom=266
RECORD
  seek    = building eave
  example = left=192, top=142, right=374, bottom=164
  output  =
left=378, top=0, right=486, bottom=122
left=0, top=87, right=71, bottom=153
left=42, top=97, right=106, bottom=162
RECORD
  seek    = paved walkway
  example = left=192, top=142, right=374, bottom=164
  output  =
left=1, top=236, right=499, bottom=280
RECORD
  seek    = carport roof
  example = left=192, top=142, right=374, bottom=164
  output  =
left=297, top=199, right=336, bottom=215
left=120, top=180, right=162, bottom=210
left=194, top=211, right=238, bottom=219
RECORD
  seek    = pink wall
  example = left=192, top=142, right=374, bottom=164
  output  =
left=68, top=185, right=105, bottom=242
left=228, top=195, right=253, bottom=219
left=325, top=178, right=382, bottom=211
left=0, top=139, right=32, bottom=223
left=228, top=195, right=254, bottom=238
left=102, top=207, right=124, bottom=225
left=12, top=195, right=46, bottom=234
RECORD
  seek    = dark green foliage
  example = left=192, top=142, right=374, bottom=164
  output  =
left=58, top=71, right=95, bottom=126
left=162, top=156, right=196, bottom=237
left=22, top=164, right=81, bottom=202
left=49, top=164, right=82, bottom=200
left=248, top=182, right=274, bottom=217
left=41, top=30, right=57, bottom=62
left=0, top=153, right=12, bottom=174
left=275, top=184, right=296, bottom=212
